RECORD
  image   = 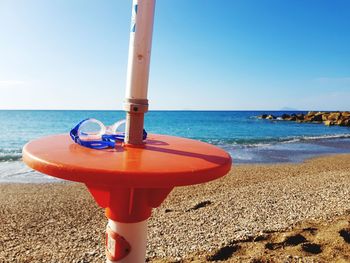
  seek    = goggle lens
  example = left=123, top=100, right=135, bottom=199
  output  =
left=78, top=119, right=105, bottom=141
left=109, top=119, right=126, bottom=134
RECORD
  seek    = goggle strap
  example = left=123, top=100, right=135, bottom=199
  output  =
left=79, top=139, right=115, bottom=149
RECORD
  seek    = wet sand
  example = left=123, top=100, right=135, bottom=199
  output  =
left=1, top=154, right=350, bottom=262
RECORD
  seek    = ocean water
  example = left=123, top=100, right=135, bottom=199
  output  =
left=1, top=110, right=350, bottom=183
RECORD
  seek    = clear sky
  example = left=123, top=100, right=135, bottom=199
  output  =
left=0, top=0, right=349, bottom=110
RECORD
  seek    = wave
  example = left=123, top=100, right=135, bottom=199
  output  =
left=280, top=133, right=350, bottom=144
left=1, top=133, right=350, bottom=163
left=0, top=149, right=22, bottom=162
left=0, top=161, right=62, bottom=183
left=203, top=133, right=350, bottom=148
left=283, top=133, right=350, bottom=142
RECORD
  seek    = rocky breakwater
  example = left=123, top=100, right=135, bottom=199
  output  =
left=258, top=111, right=350, bottom=127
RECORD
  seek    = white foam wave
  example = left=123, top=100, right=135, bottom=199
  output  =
left=282, top=133, right=350, bottom=144
left=219, top=133, right=350, bottom=148
left=0, top=161, right=62, bottom=183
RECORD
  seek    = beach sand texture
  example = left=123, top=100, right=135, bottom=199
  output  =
left=1, top=154, right=350, bottom=262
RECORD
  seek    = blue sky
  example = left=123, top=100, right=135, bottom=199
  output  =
left=0, top=0, right=349, bottom=110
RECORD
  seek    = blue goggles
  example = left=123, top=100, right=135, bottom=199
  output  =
left=70, top=118, right=147, bottom=149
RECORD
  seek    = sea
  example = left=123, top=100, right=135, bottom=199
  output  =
left=1, top=110, right=350, bottom=183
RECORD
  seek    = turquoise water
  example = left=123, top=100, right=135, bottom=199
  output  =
left=1, top=110, right=350, bottom=183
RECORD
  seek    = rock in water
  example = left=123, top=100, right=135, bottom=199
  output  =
left=266, top=115, right=276, bottom=120
left=257, top=111, right=350, bottom=127
left=324, top=120, right=334, bottom=126
left=281, top=114, right=290, bottom=120
left=312, top=112, right=323, bottom=122
left=258, top=114, right=268, bottom=119
left=328, top=112, right=341, bottom=121
left=342, top=112, right=350, bottom=118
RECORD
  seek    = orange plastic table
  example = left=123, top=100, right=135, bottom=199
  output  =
left=23, top=134, right=232, bottom=223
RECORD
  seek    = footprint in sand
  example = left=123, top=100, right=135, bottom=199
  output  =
left=206, top=243, right=240, bottom=261
left=253, top=233, right=271, bottom=242
left=265, top=233, right=308, bottom=250
left=186, top=200, right=212, bottom=212
left=339, top=228, right=350, bottom=244
left=284, top=234, right=308, bottom=246
left=265, top=242, right=283, bottom=250
left=301, top=243, right=323, bottom=254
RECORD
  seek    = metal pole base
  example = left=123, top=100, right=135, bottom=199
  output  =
left=124, top=98, right=148, bottom=146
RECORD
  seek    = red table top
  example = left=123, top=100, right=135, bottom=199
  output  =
left=23, top=134, right=232, bottom=188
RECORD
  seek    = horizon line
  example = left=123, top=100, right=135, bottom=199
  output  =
left=1, top=109, right=349, bottom=112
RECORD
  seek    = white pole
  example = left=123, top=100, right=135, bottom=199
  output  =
left=106, top=219, right=148, bottom=263
left=109, top=2, right=155, bottom=261
left=124, top=0, right=156, bottom=145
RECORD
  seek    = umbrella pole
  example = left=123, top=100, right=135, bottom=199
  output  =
left=106, top=219, right=148, bottom=263
left=124, top=0, right=156, bottom=145
left=105, top=1, right=156, bottom=262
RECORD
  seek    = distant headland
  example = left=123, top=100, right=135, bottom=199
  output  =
left=258, top=111, right=350, bottom=127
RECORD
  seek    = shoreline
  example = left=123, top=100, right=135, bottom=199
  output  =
left=1, top=153, right=350, bottom=262
left=3, top=140, right=350, bottom=184
left=235, top=152, right=350, bottom=166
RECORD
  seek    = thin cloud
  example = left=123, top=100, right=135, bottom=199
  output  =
left=0, top=80, right=25, bottom=88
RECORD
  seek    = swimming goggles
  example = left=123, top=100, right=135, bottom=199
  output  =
left=70, top=118, right=147, bottom=149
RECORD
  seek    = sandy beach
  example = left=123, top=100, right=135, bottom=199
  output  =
left=1, top=154, right=350, bottom=262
